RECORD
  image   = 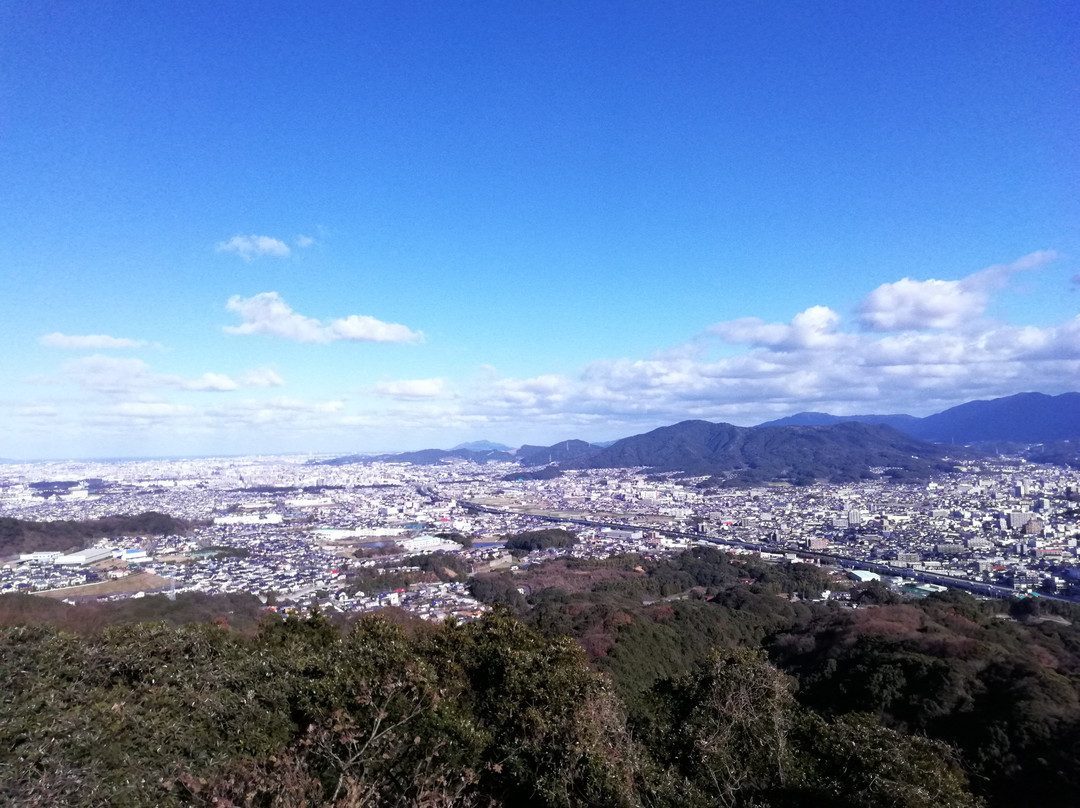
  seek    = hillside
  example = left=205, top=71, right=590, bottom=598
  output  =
left=756, top=411, right=921, bottom=431
left=515, top=439, right=601, bottom=466
left=757, top=391, right=1080, bottom=444
left=320, top=447, right=515, bottom=466
left=7, top=549, right=1080, bottom=806
left=0, top=512, right=193, bottom=557
left=451, top=440, right=512, bottom=452
left=317, top=439, right=601, bottom=468
left=912, top=391, right=1080, bottom=442
left=0, top=602, right=982, bottom=808
left=319, top=389, right=1080, bottom=476
left=567, top=420, right=958, bottom=484
left=318, top=421, right=957, bottom=484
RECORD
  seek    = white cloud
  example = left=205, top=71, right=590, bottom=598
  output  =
left=61, top=355, right=275, bottom=395
left=202, top=397, right=346, bottom=427
left=857, top=278, right=984, bottom=331
left=114, top=402, right=195, bottom=418
left=240, top=367, right=285, bottom=387
left=40, top=332, right=151, bottom=350
left=858, top=250, right=1058, bottom=332
left=269, top=397, right=344, bottom=413
left=435, top=256, right=1080, bottom=430
left=23, top=250, right=1075, bottom=453
left=63, top=355, right=155, bottom=393
left=296, top=234, right=315, bottom=248
left=374, top=378, right=449, bottom=400
left=174, top=373, right=239, bottom=392
left=708, top=305, right=853, bottom=351
left=224, top=292, right=423, bottom=344
left=965, top=250, right=1058, bottom=290
left=216, top=234, right=291, bottom=260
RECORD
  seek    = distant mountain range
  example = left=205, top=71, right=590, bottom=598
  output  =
left=316, top=391, right=1078, bottom=483
left=757, top=392, right=1080, bottom=443
left=451, top=440, right=512, bottom=452
left=322, top=438, right=608, bottom=469
left=516, top=440, right=599, bottom=466
left=321, top=447, right=517, bottom=466
left=755, top=412, right=921, bottom=431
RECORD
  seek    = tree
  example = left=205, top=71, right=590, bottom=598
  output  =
left=640, top=649, right=795, bottom=807
left=788, top=712, right=981, bottom=808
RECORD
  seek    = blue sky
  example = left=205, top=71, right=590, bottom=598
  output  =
left=2, top=1, right=1078, bottom=459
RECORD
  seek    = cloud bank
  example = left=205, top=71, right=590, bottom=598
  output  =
left=373, top=251, right=1074, bottom=437
left=12, top=251, right=1075, bottom=455
left=61, top=355, right=284, bottom=395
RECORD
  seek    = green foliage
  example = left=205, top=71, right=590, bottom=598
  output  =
left=0, top=591, right=267, bottom=633
left=518, top=548, right=829, bottom=695
left=0, top=621, right=294, bottom=807
left=633, top=649, right=980, bottom=808
left=348, top=569, right=414, bottom=596
left=467, top=572, right=528, bottom=610
left=428, top=608, right=641, bottom=807
left=0, top=511, right=192, bottom=555
left=435, top=530, right=473, bottom=547
left=639, top=649, right=797, bottom=807
left=786, top=712, right=981, bottom=808
left=404, top=551, right=471, bottom=580
left=853, top=578, right=904, bottom=605
left=5, top=556, right=1075, bottom=808
left=770, top=600, right=1080, bottom=806
left=504, top=528, right=577, bottom=553
left=0, top=610, right=643, bottom=808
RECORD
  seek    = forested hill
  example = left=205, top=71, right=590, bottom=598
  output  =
left=566, top=420, right=959, bottom=484
left=756, top=411, right=921, bottom=431
left=320, top=447, right=515, bottom=466
left=759, top=391, right=1080, bottom=443
left=0, top=511, right=193, bottom=557
left=319, top=440, right=601, bottom=467
left=515, top=439, right=600, bottom=466
left=316, top=421, right=958, bottom=484
left=912, top=391, right=1080, bottom=442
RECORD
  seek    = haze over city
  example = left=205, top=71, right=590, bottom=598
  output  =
left=2, top=2, right=1077, bottom=459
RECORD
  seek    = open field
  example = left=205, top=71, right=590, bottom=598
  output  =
left=35, top=572, right=174, bottom=599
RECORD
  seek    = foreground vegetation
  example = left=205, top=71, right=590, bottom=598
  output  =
left=2, top=607, right=977, bottom=808
left=3, top=547, right=1080, bottom=807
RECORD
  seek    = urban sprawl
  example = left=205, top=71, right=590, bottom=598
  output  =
left=3, top=453, right=1080, bottom=618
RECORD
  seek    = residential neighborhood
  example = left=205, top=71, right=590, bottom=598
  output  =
left=3, top=452, right=1080, bottom=619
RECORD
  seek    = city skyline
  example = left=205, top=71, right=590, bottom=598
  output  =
left=2, top=2, right=1078, bottom=459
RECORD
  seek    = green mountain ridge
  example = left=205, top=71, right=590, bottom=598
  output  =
left=566, top=420, right=959, bottom=484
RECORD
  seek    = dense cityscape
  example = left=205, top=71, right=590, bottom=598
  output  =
left=4, top=449, right=1078, bottom=621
